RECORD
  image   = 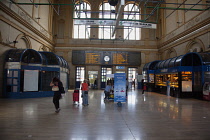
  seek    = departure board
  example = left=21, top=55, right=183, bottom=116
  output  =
left=72, top=50, right=85, bottom=65
left=85, top=53, right=101, bottom=64
left=113, top=52, right=128, bottom=64
left=72, top=50, right=141, bottom=66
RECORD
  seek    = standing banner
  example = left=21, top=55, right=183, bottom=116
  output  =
left=114, top=73, right=126, bottom=102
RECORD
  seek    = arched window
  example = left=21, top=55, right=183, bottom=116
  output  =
left=124, top=4, right=140, bottom=40
left=99, top=2, right=116, bottom=39
left=73, top=1, right=91, bottom=39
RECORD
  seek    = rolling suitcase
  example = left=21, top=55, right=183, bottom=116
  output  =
left=73, top=90, right=79, bottom=104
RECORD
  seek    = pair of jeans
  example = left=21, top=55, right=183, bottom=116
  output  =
left=104, top=91, right=110, bottom=99
left=53, top=91, right=61, bottom=109
left=82, top=91, right=88, bottom=105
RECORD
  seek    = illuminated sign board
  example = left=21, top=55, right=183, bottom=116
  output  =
left=72, top=51, right=141, bottom=66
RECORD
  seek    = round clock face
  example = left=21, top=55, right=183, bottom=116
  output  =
left=104, top=56, right=110, bottom=62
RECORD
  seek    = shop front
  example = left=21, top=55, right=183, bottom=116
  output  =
left=142, top=60, right=160, bottom=91
left=153, top=52, right=210, bottom=99
left=3, top=49, right=69, bottom=99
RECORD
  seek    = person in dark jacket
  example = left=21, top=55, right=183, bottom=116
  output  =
left=141, top=79, right=145, bottom=94
left=50, top=77, right=63, bottom=113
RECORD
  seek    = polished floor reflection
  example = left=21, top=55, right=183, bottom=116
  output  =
left=0, top=89, right=210, bottom=140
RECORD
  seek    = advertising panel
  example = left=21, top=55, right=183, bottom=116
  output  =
left=114, top=73, right=126, bottom=102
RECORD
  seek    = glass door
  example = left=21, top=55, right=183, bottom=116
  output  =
left=128, top=67, right=138, bottom=89
left=101, top=66, right=112, bottom=89
left=75, top=66, right=85, bottom=89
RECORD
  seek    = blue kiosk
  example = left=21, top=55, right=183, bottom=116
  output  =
left=142, top=60, right=160, bottom=91
left=3, top=49, right=69, bottom=99
left=153, top=52, right=210, bottom=99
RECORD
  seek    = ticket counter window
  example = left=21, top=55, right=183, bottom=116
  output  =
left=155, top=75, right=163, bottom=86
left=155, top=74, right=171, bottom=87
left=181, top=71, right=192, bottom=92
left=149, top=74, right=154, bottom=83
left=170, top=74, right=178, bottom=88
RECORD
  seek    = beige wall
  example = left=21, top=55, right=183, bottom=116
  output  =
left=158, top=0, right=210, bottom=59
left=0, top=0, right=54, bottom=96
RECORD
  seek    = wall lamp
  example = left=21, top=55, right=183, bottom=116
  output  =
left=9, top=41, right=18, bottom=44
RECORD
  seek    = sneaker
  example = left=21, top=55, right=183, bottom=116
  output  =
left=55, top=108, right=61, bottom=113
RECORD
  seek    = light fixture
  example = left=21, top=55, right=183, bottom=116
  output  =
left=35, top=17, right=41, bottom=19
left=9, top=41, right=18, bottom=44
left=108, top=0, right=118, bottom=6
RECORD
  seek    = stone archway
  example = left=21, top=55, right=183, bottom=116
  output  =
left=165, top=48, right=177, bottom=59
left=14, top=34, right=32, bottom=49
left=38, top=45, right=47, bottom=51
left=185, top=38, right=204, bottom=53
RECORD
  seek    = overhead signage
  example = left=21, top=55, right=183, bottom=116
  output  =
left=88, top=71, right=98, bottom=75
left=74, top=19, right=156, bottom=29
left=120, top=21, right=157, bottom=29
left=85, top=53, right=101, bottom=64
left=116, top=66, right=125, bottom=69
left=72, top=50, right=141, bottom=66
left=113, top=52, right=128, bottom=65
left=160, top=69, right=168, bottom=73
left=74, top=19, right=115, bottom=26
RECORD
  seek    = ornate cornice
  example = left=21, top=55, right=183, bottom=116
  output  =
left=0, top=2, right=54, bottom=46
left=159, top=18, right=210, bottom=48
left=158, top=23, right=210, bottom=53
left=0, top=15, right=54, bottom=50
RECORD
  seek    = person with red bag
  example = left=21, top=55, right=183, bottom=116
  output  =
left=141, top=79, right=146, bottom=94
left=81, top=79, right=89, bottom=106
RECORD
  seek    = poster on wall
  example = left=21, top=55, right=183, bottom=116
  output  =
left=114, top=73, right=126, bottom=103
left=182, top=81, right=192, bottom=92
left=24, top=70, right=39, bottom=92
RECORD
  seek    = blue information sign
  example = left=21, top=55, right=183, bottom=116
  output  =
left=114, top=73, right=126, bottom=103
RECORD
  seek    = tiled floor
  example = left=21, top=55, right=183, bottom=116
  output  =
left=0, top=89, right=210, bottom=140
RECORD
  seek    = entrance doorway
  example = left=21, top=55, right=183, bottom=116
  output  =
left=101, top=66, right=112, bottom=89
left=88, top=71, right=98, bottom=89
left=128, top=67, right=138, bottom=89
left=75, top=66, right=85, bottom=89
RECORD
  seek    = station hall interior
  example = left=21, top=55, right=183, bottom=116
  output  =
left=0, top=0, right=210, bottom=139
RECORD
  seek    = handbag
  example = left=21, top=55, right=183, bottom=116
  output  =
left=143, top=85, right=147, bottom=90
left=60, top=87, right=65, bottom=94
left=52, top=86, right=59, bottom=91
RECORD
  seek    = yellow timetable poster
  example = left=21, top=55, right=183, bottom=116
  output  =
left=85, top=53, right=101, bottom=64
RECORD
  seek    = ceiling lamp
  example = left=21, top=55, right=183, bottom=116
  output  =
left=108, top=0, right=118, bottom=6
